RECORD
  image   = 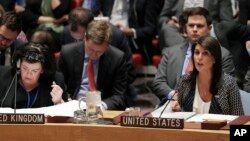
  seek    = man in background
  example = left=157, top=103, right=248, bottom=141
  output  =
left=152, top=7, right=235, bottom=102
left=0, top=11, right=22, bottom=66
left=58, top=20, right=128, bottom=110
left=60, top=7, right=136, bottom=107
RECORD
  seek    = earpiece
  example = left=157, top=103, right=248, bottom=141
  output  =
left=16, top=59, right=21, bottom=70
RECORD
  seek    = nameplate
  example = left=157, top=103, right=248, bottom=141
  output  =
left=121, top=116, right=184, bottom=129
left=0, top=113, right=45, bottom=124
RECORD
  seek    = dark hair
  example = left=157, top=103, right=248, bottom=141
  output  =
left=190, top=36, right=222, bottom=95
left=31, top=29, right=61, bottom=53
left=69, top=8, right=94, bottom=32
left=0, top=11, right=22, bottom=33
left=179, top=7, right=212, bottom=34
left=19, top=42, right=56, bottom=82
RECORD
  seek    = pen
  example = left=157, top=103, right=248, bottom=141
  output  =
left=143, top=112, right=151, bottom=117
left=203, top=119, right=227, bottom=122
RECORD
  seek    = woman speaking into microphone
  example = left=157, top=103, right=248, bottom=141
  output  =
left=171, top=36, right=244, bottom=116
left=0, top=42, right=68, bottom=108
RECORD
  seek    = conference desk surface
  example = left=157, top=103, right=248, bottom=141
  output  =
left=0, top=111, right=229, bottom=141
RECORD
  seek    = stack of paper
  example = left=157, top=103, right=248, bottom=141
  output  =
left=151, top=101, right=196, bottom=120
left=186, top=114, right=238, bottom=123
left=0, top=100, right=86, bottom=117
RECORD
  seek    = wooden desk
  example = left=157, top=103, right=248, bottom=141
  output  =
left=0, top=111, right=229, bottom=141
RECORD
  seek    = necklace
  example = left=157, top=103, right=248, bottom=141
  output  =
left=26, top=87, right=40, bottom=108
left=19, top=80, right=40, bottom=108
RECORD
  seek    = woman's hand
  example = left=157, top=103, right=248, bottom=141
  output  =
left=171, top=92, right=181, bottom=112
left=171, top=101, right=181, bottom=112
left=50, top=81, right=64, bottom=104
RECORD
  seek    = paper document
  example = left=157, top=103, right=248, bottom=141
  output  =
left=151, top=101, right=196, bottom=120
left=0, top=100, right=86, bottom=117
left=150, top=101, right=239, bottom=122
left=0, top=108, right=14, bottom=113
left=186, top=113, right=238, bottom=123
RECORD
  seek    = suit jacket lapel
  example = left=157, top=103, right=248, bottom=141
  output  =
left=74, top=43, right=85, bottom=85
left=72, top=43, right=85, bottom=98
left=97, top=48, right=110, bottom=91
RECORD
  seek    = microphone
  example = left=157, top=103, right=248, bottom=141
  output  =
left=0, top=70, right=20, bottom=113
left=159, top=92, right=177, bottom=118
left=14, top=70, right=20, bottom=114
left=158, top=96, right=170, bottom=106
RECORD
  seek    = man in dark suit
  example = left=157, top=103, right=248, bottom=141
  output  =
left=152, top=7, right=235, bottom=101
left=60, top=7, right=135, bottom=84
left=58, top=20, right=127, bottom=110
left=158, top=0, right=233, bottom=48
left=60, top=7, right=136, bottom=107
left=0, top=11, right=22, bottom=66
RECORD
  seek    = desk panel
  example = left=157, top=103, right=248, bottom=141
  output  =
left=0, top=123, right=229, bottom=141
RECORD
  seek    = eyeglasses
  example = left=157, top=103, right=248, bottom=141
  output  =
left=0, top=33, right=15, bottom=45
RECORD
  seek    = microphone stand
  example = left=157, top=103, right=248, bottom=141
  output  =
left=14, top=70, right=19, bottom=114
left=159, top=92, right=177, bottom=118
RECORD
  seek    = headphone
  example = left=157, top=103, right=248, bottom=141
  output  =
left=12, top=43, right=45, bottom=70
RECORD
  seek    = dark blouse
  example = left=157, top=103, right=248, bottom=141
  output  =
left=16, top=84, right=41, bottom=109
left=0, top=66, right=68, bottom=108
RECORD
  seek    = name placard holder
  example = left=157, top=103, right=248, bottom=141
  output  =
left=0, top=113, right=45, bottom=124
left=121, top=116, right=184, bottom=129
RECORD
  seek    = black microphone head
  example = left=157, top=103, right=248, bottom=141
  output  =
left=159, top=97, right=168, bottom=106
left=11, top=50, right=22, bottom=70
left=16, top=69, right=21, bottom=76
